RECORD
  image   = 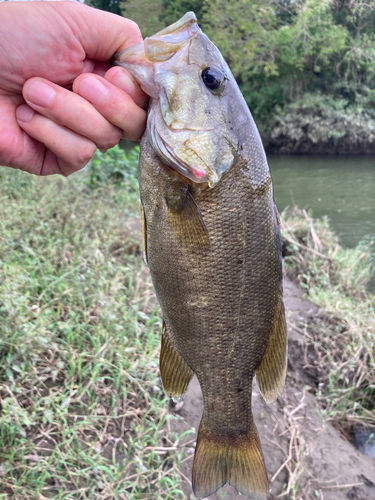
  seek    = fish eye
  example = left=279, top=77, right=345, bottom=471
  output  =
left=201, top=66, right=224, bottom=93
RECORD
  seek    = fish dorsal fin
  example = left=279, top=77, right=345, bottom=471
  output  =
left=167, top=190, right=211, bottom=251
left=160, top=320, right=194, bottom=398
left=256, top=300, right=287, bottom=403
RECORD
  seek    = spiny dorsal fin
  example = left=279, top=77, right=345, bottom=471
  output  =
left=160, top=320, right=194, bottom=398
left=256, top=300, right=287, bottom=403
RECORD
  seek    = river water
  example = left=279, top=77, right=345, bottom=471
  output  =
left=269, top=156, right=375, bottom=249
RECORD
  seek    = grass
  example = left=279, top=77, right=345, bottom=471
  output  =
left=1, top=145, right=374, bottom=498
left=281, top=207, right=375, bottom=427
left=0, top=149, right=191, bottom=499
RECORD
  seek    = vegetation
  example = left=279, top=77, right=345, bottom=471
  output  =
left=281, top=207, right=375, bottom=426
left=0, top=148, right=193, bottom=499
left=0, top=139, right=374, bottom=496
left=89, top=0, right=375, bottom=152
left=268, top=92, right=375, bottom=155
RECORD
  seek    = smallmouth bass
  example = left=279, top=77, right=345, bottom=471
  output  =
left=114, top=13, right=287, bottom=500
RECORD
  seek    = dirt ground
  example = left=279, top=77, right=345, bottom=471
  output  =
left=169, top=278, right=375, bottom=500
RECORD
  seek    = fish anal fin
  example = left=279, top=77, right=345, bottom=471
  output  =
left=256, top=301, right=287, bottom=403
left=141, top=203, right=148, bottom=265
left=160, top=321, right=194, bottom=398
left=192, top=418, right=268, bottom=500
left=168, top=191, right=211, bottom=251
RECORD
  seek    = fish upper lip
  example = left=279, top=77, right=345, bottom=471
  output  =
left=165, top=126, right=214, bottom=132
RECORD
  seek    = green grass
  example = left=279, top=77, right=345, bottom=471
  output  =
left=1, top=147, right=373, bottom=497
left=281, top=207, right=375, bottom=427
left=0, top=153, right=190, bottom=499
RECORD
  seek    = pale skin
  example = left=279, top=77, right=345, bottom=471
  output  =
left=0, top=1, right=148, bottom=176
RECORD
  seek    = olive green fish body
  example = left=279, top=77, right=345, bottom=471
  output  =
left=139, top=133, right=286, bottom=499
left=115, top=12, right=287, bottom=499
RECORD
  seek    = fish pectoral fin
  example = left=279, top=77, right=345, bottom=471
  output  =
left=141, top=202, right=148, bottom=265
left=168, top=191, right=211, bottom=250
left=256, top=300, right=287, bottom=403
left=192, top=417, right=268, bottom=500
left=160, top=320, right=194, bottom=398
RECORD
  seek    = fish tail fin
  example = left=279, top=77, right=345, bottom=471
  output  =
left=192, top=418, right=268, bottom=500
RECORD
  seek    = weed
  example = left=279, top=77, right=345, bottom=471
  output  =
left=281, top=207, right=375, bottom=427
left=0, top=158, right=188, bottom=499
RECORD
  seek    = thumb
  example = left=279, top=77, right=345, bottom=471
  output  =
left=57, top=2, right=143, bottom=61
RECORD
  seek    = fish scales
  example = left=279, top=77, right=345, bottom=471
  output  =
left=114, top=12, right=287, bottom=500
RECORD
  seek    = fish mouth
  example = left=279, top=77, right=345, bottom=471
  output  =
left=148, top=117, right=218, bottom=186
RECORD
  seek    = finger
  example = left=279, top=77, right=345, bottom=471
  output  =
left=73, top=74, right=147, bottom=141
left=84, top=59, right=112, bottom=79
left=0, top=94, right=81, bottom=175
left=16, top=104, right=96, bottom=176
left=23, top=77, right=123, bottom=151
left=105, top=66, right=149, bottom=110
left=0, top=95, right=27, bottom=168
left=0, top=94, right=82, bottom=176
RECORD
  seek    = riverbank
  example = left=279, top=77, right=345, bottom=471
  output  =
left=281, top=207, right=374, bottom=427
left=262, top=96, right=375, bottom=156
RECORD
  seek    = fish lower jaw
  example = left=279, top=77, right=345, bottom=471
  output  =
left=161, top=158, right=210, bottom=186
left=167, top=158, right=220, bottom=187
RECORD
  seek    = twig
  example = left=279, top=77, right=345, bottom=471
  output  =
left=174, top=464, right=192, bottom=487
left=271, top=456, right=291, bottom=483
left=321, top=482, right=363, bottom=490
left=149, top=454, right=194, bottom=485
left=100, top=359, right=149, bottom=405
left=280, top=220, right=331, bottom=261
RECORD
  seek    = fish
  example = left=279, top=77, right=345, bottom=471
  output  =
left=114, top=12, right=287, bottom=500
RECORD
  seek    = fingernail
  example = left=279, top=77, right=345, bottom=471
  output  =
left=112, top=69, right=135, bottom=95
left=16, top=104, right=35, bottom=122
left=78, top=76, right=108, bottom=105
left=26, top=80, right=56, bottom=107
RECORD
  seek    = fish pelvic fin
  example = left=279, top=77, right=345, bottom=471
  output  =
left=256, top=300, right=287, bottom=404
left=192, top=418, right=268, bottom=500
left=160, top=321, right=194, bottom=398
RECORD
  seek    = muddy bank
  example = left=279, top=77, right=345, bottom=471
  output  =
left=169, top=278, right=375, bottom=500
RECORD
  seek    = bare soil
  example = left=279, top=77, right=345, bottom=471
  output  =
left=169, top=278, right=375, bottom=500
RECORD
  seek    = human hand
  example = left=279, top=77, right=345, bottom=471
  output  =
left=0, top=1, right=148, bottom=176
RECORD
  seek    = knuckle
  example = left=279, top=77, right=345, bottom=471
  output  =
left=101, top=129, right=123, bottom=150
left=76, top=140, right=96, bottom=166
left=122, top=128, right=142, bottom=142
